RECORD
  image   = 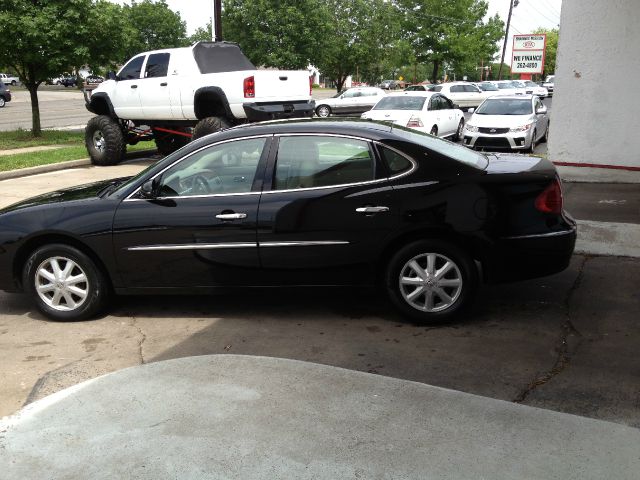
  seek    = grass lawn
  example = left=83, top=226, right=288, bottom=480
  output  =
left=0, top=130, right=85, bottom=150
left=0, top=142, right=155, bottom=172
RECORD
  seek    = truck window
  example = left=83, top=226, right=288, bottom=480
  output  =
left=118, top=55, right=145, bottom=81
left=145, top=53, right=170, bottom=78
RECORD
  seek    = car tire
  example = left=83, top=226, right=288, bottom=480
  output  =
left=154, top=129, right=190, bottom=155
left=192, top=116, right=231, bottom=140
left=430, top=125, right=438, bottom=136
left=540, top=123, right=549, bottom=143
left=385, top=240, right=478, bottom=324
left=527, top=129, right=537, bottom=153
left=85, top=115, right=126, bottom=166
left=453, top=119, right=465, bottom=141
left=316, top=105, right=331, bottom=118
left=23, top=244, right=110, bottom=321
left=56, top=81, right=61, bottom=85
left=0, top=97, right=5, bottom=108
left=11, top=80, right=16, bottom=86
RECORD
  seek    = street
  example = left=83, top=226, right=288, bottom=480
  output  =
left=0, top=161, right=638, bottom=427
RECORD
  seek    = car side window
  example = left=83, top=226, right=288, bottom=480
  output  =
left=379, top=147, right=413, bottom=175
left=145, top=53, right=170, bottom=78
left=274, top=136, right=374, bottom=190
left=342, top=90, right=357, bottom=98
left=428, top=97, right=438, bottom=110
left=156, top=138, right=267, bottom=197
left=118, top=55, right=145, bottom=81
left=440, top=96, right=454, bottom=110
left=450, top=85, right=464, bottom=93
left=463, top=85, right=480, bottom=93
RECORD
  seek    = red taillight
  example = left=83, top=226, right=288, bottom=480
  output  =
left=407, top=115, right=423, bottom=128
left=309, top=76, right=313, bottom=96
left=243, top=76, right=255, bottom=98
left=535, top=179, right=563, bottom=214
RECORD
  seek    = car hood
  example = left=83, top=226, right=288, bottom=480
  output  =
left=0, top=178, right=128, bottom=214
left=468, top=113, right=534, bottom=128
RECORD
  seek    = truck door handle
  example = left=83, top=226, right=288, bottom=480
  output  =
left=356, top=206, right=389, bottom=214
left=130, top=85, right=138, bottom=89
left=160, top=82, right=167, bottom=86
left=216, top=213, right=247, bottom=220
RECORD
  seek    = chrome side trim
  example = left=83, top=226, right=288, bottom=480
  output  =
left=127, top=242, right=257, bottom=251
left=501, top=228, right=576, bottom=240
left=260, top=241, right=349, bottom=247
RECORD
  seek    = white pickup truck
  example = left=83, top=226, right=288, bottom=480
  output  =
left=84, top=41, right=314, bottom=165
left=0, top=73, right=19, bottom=86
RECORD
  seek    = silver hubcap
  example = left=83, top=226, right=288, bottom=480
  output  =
left=399, top=253, right=463, bottom=312
left=35, top=257, right=89, bottom=311
left=92, top=130, right=105, bottom=152
left=0, top=98, right=5, bottom=107
left=458, top=121, right=464, bottom=136
left=318, top=106, right=329, bottom=117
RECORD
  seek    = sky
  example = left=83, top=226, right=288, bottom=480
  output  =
left=111, top=0, right=562, bottom=61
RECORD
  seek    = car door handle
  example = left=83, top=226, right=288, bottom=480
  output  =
left=130, top=85, right=138, bottom=89
left=356, top=206, right=389, bottom=214
left=216, top=213, right=247, bottom=220
left=160, top=82, right=167, bottom=86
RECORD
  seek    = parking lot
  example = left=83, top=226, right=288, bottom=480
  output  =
left=0, top=161, right=638, bottom=427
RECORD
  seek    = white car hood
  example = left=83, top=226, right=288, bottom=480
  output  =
left=468, top=113, right=534, bottom=128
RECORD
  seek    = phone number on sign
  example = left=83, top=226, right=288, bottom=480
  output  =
left=516, top=63, right=540, bottom=69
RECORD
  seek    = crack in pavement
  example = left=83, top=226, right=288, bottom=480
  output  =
left=129, top=314, right=147, bottom=365
left=513, top=256, right=588, bottom=404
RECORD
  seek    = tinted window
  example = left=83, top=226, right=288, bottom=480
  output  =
left=463, top=85, right=480, bottom=93
left=145, top=53, right=170, bottom=78
left=342, top=90, right=359, bottom=98
left=439, top=96, right=454, bottom=110
left=373, top=96, right=426, bottom=111
left=275, top=136, right=374, bottom=190
left=428, top=85, right=442, bottom=92
left=449, top=85, right=465, bottom=93
left=380, top=147, right=413, bottom=174
left=156, top=138, right=266, bottom=196
left=118, top=55, right=145, bottom=80
left=475, top=98, right=533, bottom=115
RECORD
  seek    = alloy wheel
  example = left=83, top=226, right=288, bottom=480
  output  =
left=398, top=252, right=463, bottom=312
left=92, top=130, right=106, bottom=152
left=34, top=257, right=89, bottom=312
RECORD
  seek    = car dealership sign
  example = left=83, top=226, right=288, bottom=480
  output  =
left=511, top=34, right=546, bottom=74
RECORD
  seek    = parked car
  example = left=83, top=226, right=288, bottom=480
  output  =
left=0, top=119, right=575, bottom=323
left=543, top=75, right=555, bottom=96
left=60, top=76, right=78, bottom=87
left=462, top=94, right=549, bottom=152
left=511, top=80, right=549, bottom=98
left=0, top=73, right=19, bottom=86
left=84, top=75, right=104, bottom=86
left=404, top=84, right=434, bottom=91
left=314, top=87, right=386, bottom=117
left=361, top=91, right=465, bottom=140
left=380, top=80, right=399, bottom=90
left=0, top=82, right=11, bottom=108
left=427, top=82, right=484, bottom=109
left=486, top=80, right=521, bottom=96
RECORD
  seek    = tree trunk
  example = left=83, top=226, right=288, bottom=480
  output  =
left=431, top=60, right=440, bottom=84
left=27, top=84, right=42, bottom=136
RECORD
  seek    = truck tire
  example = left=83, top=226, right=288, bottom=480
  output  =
left=154, top=130, right=190, bottom=155
left=85, top=115, right=125, bottom=166
left=192, top=116, right=230, bottom=140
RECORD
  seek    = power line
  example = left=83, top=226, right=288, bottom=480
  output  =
left=515, top=1, right=560, bottom=27
left=538, top=0, right=561, bottom=19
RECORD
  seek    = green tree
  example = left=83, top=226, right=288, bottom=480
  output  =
left=534, top=28, right=558, bottom=78
left=0, top=0, right=129, bottom=135
left=188, top=23, right=213, bottom=44
left=399, top=0, right=504, bottom=83
left=122, top=0, right=188, bottom=59
left=220, top=0, right=325, bottom=69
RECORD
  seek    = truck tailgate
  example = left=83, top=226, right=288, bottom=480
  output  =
left=253, top=70, right=310, bottom=100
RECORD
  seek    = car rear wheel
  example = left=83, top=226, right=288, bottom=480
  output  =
left=316, top=105, right=331, bottom=118
left=85, top=115, right=125, bottom=166
left=385, top=240, right=478, bottom=323
left=540, top=123, right=549, bottom=143
left=527, top=129, right=537, bottom=153
left=430, top=125, right=438, bottom=136
left=23, top=244, right=110, bottom=321
left=11, top=80, right=16, bottom=86
left=453, top=119, right=464, bottom=141
left=192, top=116, right=231, bottom=140
left=0, top=97, right=5, bottom=108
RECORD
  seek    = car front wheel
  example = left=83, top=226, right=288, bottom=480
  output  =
left=85, top=115, right=126, bottom=166
left=23, top=244, right=110, bottom=321
left=316, top=105, right=331, bottom=117
left=453, top=119, right=465, bottom=141
left=385, top=240, right=478, bottom=323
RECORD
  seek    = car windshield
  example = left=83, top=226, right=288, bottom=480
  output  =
left=373, top=96, right=426, bottom=110
left=391, top=124, right=488, bottom=169
left=496, top=83, right=511, bottom=89
left=524, top=81, right=538, bottom=87
left=479, top=83, right=499, bottom=91
left=476, top=98, right=533, bottom=115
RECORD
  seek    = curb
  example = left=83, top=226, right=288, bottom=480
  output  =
left=0, top=159, right=91, bottom=181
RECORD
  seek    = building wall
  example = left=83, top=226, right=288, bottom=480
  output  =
left=549, top=0, right=640, bottom=169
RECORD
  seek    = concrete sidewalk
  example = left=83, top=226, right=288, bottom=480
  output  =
left=1, top=355, right=638, bottom=479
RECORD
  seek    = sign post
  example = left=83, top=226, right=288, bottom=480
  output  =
left=511, top=34, right=546, bottom=79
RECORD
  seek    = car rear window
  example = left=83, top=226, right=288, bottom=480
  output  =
left=373, top=96, right=426, bottom=111
left=476, top=98, right=533, bottom=115
left=193, top=42, right=255, bottom=73
left=427, top=85, right=442, bottom=92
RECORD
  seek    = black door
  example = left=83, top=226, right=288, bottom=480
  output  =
left=256, top=134, right=400, bottom=286
left=112, top=136, right=271, bottom=289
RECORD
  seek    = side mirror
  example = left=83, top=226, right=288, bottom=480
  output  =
left=536, top=106, right=548, bottom=114
left=139, top=178, right=158, bottom=198
left=107, top=71, right=117, bottom=81
left=467, top=107, right=475, bottom=113
left=453, top=104, right=461, bottom=110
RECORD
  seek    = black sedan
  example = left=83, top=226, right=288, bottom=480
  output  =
left=0, top=119, right=576, bottom=323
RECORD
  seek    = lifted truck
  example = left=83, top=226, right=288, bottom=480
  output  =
left=84, top=41, right=314, bottom=165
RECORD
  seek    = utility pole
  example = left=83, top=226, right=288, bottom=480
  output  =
left=498, top=0, right=519, bottom=79
left=211, top=0, right=222, bottom=41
